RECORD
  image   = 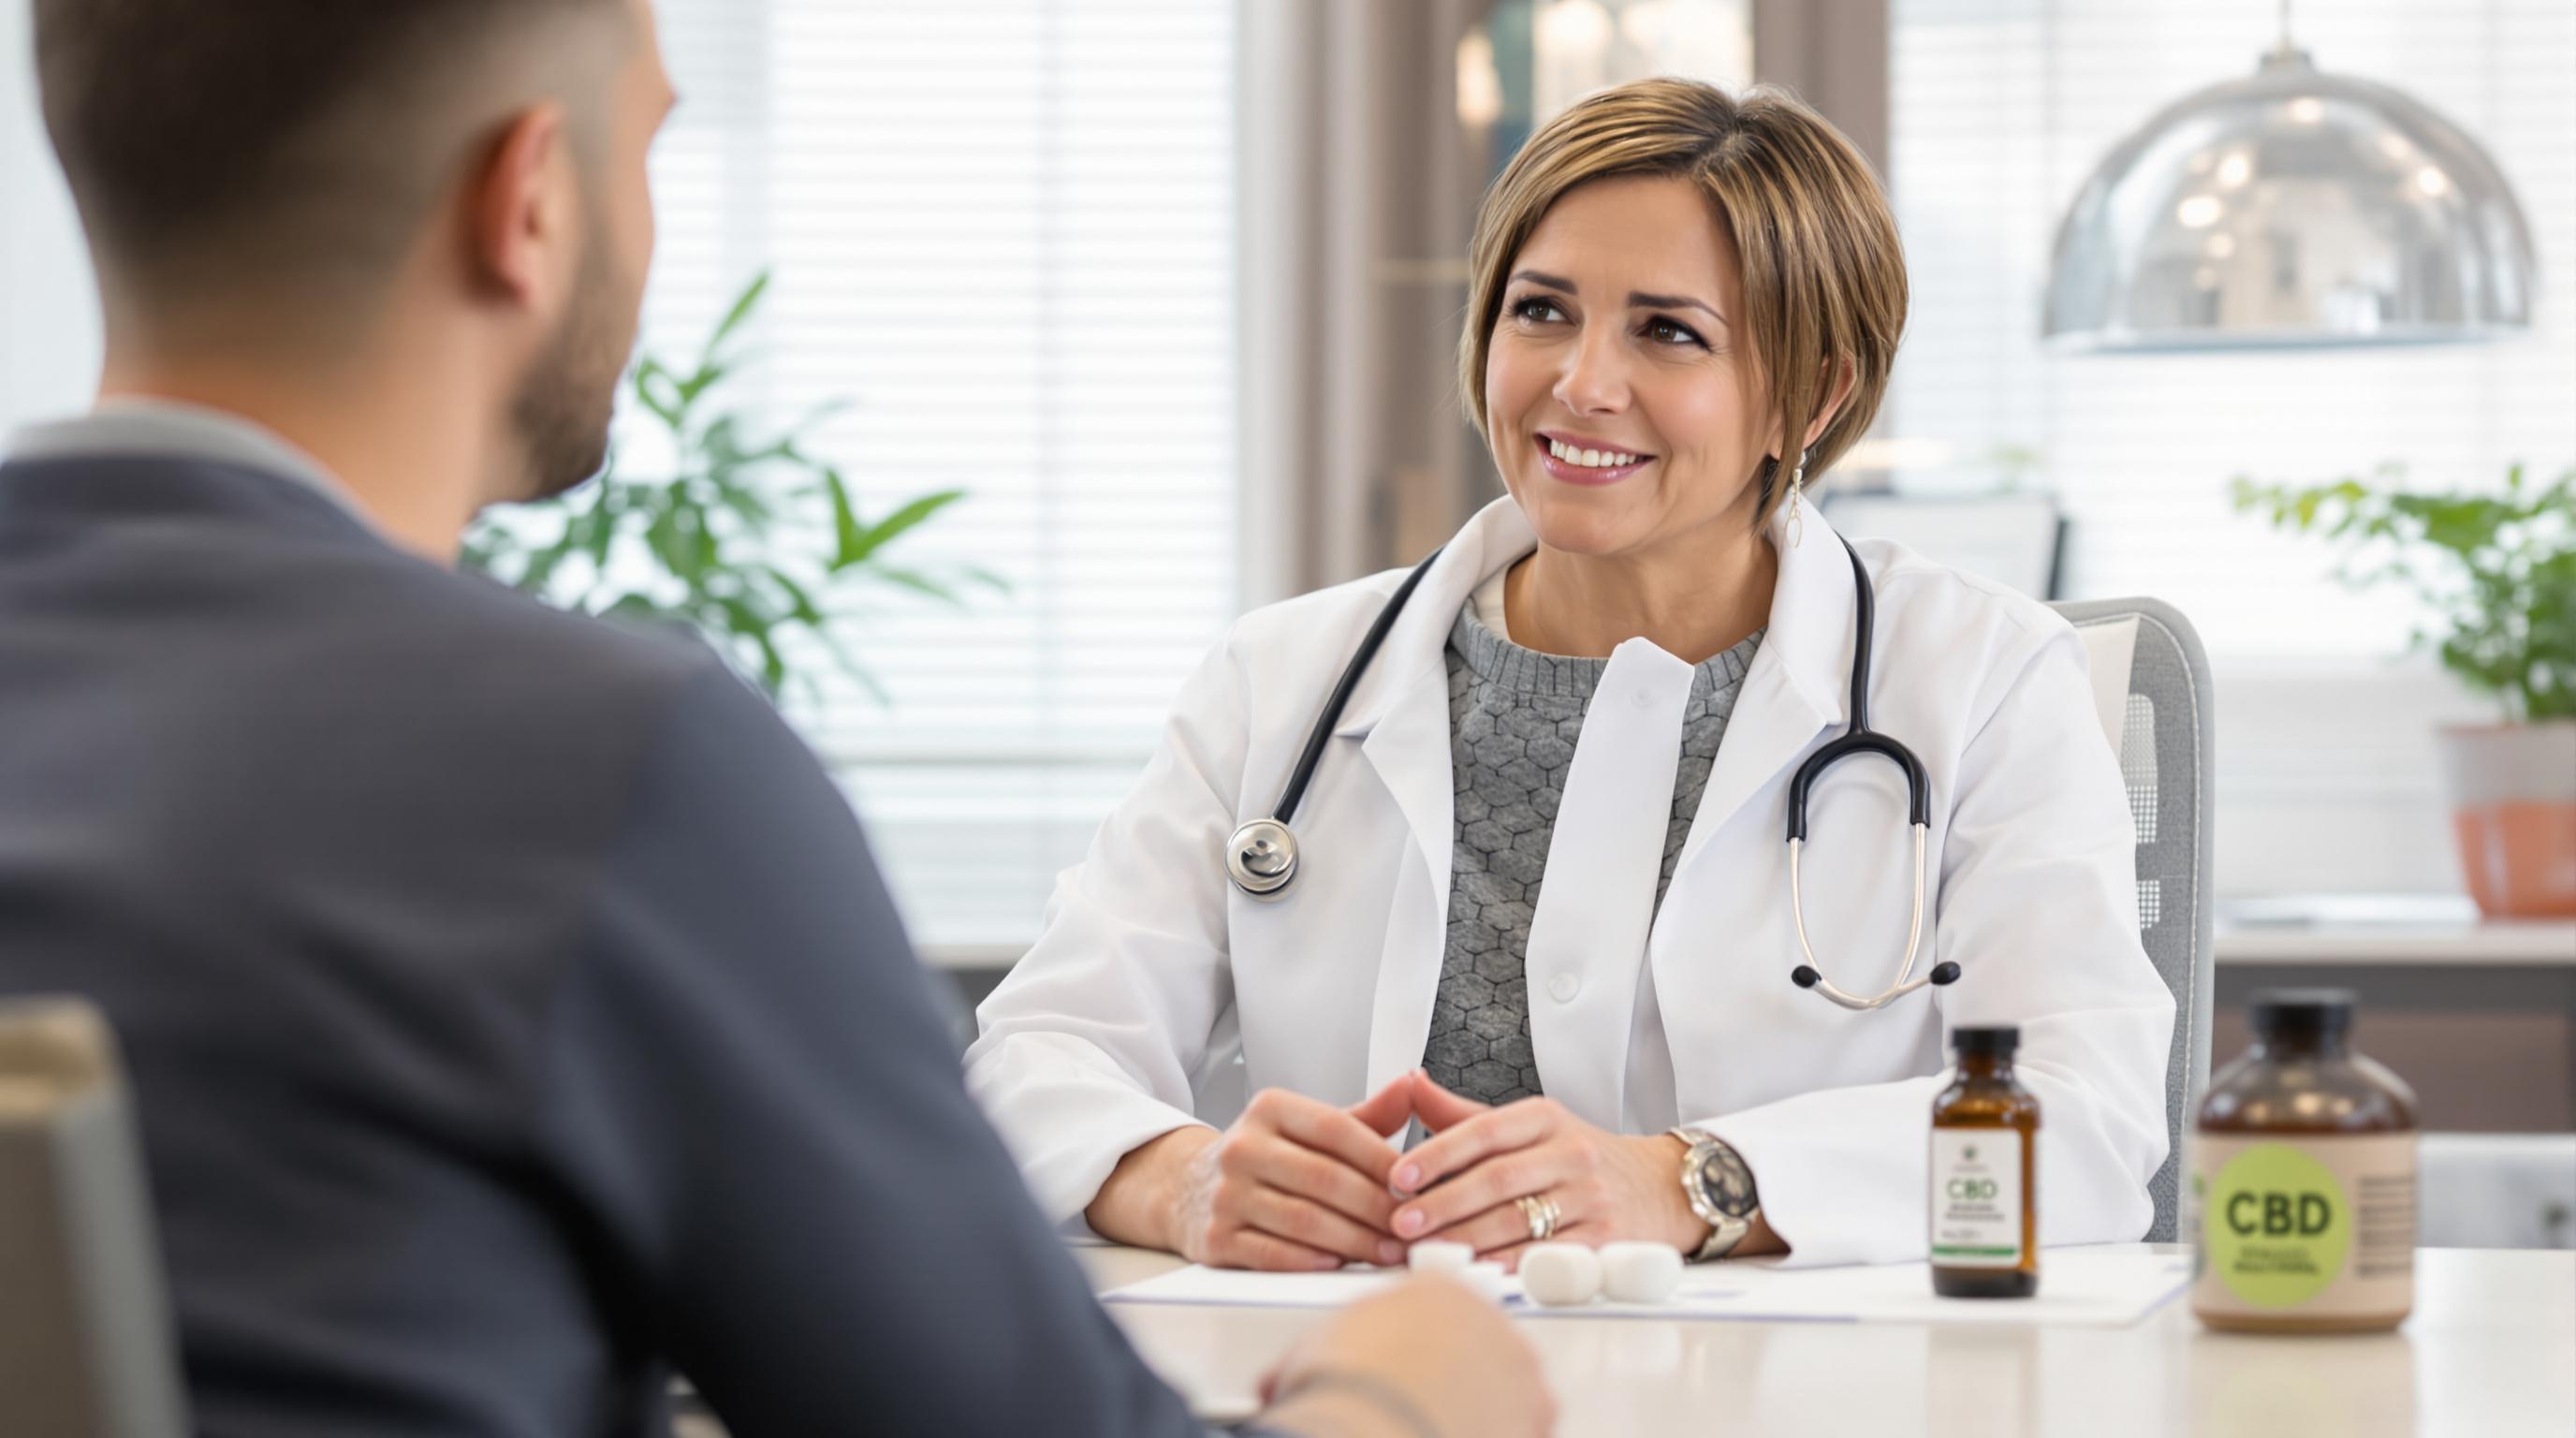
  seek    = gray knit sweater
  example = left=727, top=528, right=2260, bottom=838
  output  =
left=1423, top=601, right=1764, bottom=1105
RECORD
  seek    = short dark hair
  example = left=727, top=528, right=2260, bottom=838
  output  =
left=36, top=0, right=621, bottom=305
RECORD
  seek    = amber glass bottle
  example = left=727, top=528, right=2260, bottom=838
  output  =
left=2193, top=990, right=2417, bottom=1332
left=1930, top=1026, right=2040, bottom=1298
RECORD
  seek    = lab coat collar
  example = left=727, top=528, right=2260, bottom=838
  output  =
left=1331, top=497, right=1534, bottom=742
left=1331, top=494, right=1856, bottom=743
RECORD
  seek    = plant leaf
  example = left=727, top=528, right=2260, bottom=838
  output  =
left=835, top=489, right=967, bottom=571
left=703, top=271, right=771, bottom=364
left=825, top=468, right=869, bottom=568
left=868, top=565, right=967, bottom=604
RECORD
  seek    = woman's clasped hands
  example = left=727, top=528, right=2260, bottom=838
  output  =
left=1104, top=1068, right=1709, bottom=1271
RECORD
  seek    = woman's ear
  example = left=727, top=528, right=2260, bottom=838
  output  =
left=1801, top=354, right=1860, bottom=452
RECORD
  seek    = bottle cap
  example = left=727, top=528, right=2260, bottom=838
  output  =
left=1950, top=1025, right=2020, bottom=1057
left=2248, top=988, right=2355, bottom=1037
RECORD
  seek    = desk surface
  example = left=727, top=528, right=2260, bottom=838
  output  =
left=1078, top=1244, right=2576, bottom=1438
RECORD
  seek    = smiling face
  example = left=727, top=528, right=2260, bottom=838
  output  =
left=1483, top=173, right=1781, bottom=565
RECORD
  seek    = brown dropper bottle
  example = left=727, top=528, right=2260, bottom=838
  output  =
left=1930, top=1025, right=2040, bottom=1298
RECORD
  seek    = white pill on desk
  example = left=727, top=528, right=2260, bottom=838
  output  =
left=1600, top=1242, right=1684, bottom=1303
left=1456, top=1260, right=1512, bottom=1304
left=1407, top=1241, right=1474, bottom=1274
left=1519, top=1243, right=1603, bottom=1307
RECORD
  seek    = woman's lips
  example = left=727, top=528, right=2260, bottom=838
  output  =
left=1534, top=434, right=1653, bottom=486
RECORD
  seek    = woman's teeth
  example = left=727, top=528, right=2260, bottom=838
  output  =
left=1547, top=438, right=1644, bottom=468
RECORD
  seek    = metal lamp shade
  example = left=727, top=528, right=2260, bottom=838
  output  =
left=2043, top=47, right=2538, bottom=351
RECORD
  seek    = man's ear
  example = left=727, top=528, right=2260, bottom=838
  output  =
left=464, top=104, right=573, bottom=309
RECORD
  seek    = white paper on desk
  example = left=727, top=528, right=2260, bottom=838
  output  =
left=1102, top=1245, right=2193, bottom=1328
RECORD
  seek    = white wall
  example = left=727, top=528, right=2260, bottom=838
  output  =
left=2213, top=658, right=2487, bottom=899
left=0, top=0, right=102, bottom=433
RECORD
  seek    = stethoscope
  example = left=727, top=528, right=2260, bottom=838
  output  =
left=1222, top=536, right=1961, bottom=1013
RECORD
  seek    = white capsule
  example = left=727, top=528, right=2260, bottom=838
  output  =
left=1407, top=1241, right=1474, bottom=1274
left=1520, top=1242, right=1603, bottom=1307
left=1600, top=1241, right=1684, bottom=1303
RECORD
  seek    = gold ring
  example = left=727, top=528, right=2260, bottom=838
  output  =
left=1515, top=1193, right=1559, bottom=1242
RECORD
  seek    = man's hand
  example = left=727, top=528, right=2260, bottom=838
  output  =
left=1255, top=1273, right=1557, bottom=1438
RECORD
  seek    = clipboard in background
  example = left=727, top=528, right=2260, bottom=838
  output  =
left=1820, top=490, right=2068, bottom=601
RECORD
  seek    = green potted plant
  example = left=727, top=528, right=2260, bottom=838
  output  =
left=2236, top=462, right=2576, bottom=917
left=465, top=271, right=997, bottom=703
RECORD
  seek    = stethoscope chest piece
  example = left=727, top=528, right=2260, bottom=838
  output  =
left=1227, top=818, right=1299, bottom=899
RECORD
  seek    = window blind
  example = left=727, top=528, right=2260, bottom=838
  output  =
left=1884, top=0, right=2576, bottom=659
left=637, top=0, right=1237, bottom=948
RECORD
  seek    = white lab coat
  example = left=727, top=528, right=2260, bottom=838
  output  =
left=965, top=498, right=2174, bottom=1268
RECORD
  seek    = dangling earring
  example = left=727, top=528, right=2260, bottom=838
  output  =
left=1787, top=445, right=1813, bottom=550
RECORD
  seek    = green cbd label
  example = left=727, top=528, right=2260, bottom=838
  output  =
left=2204, top=1143, right=2351, bottom=1307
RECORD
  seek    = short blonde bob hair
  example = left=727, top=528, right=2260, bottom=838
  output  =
left=1459, top=78, right=1908, bottom=522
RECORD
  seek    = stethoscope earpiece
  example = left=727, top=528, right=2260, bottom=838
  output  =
left=1930, top=961, right=1962, bottom=986
left=1790, top=966, right=1822, bottom=990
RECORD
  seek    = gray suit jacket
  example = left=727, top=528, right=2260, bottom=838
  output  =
left=0, top=452, right=1203, bottom=1437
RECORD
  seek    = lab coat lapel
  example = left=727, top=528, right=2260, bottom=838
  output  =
left=1355, top=663, right=1456, bottom=1093
left=1520, top=638, right=1696, bottom=1130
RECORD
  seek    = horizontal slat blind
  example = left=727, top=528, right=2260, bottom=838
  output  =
left=636, top=0, right=1237, bottom=946
left=1885, top=0, right=2576, bottom=657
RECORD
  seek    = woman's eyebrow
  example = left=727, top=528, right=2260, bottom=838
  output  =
left=1505, top=271, right=1727, bottom=325
left=1629, top=290, right=1726, bottom=324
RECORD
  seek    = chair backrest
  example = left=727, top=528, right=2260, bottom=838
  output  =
left=0, top=999, right=190, bottom=1438
left=2052, top=598, right=2217, bottom=1243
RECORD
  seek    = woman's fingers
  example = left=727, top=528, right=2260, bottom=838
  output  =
left=1346, top=1071, right=1418, bottom=1137
left=1251, top=1089, right=1401, bottom=1189
left=1245, top=1136, right=1399, bottom=1234
left=1212, top=1225, right=1348, bottom=1272
left=1448, top=1201, right=1587, bottom=1266
left=1406, top=1070, right=1492, bottom=1132
left=1392, top=1098, right=1559, bottom=1196
left=1243, top=1187, right=1407, bottom=1266
left=1394, top=1142, right=1575, bottom=1240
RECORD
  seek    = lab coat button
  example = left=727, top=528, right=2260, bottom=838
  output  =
left=1548, top=973, right=1579, bottom=1004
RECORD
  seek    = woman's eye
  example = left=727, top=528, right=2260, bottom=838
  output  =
left=1512, top=297, right=1567, bottom=324
left=1645, top=317, right=1705, bottom=347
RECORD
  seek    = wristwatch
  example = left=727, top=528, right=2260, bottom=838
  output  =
left=1667, top=1126, right=1760, bottom=1262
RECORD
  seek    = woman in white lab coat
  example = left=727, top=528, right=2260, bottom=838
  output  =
left=966, top=79, right=2174, bottom=1272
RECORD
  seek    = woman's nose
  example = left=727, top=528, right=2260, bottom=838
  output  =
left=1552, top=326, right=1630, bottom=415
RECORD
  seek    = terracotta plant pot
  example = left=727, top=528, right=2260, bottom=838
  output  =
left=2437, top=721, right=2576, bottom=917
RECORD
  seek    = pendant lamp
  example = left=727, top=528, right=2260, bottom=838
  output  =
left=2042, top=3, right=2537, bottom=351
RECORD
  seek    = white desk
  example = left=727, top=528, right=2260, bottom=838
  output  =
left=1079, top=1245, right=2576, bottom=1438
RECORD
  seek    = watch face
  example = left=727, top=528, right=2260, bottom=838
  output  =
left=1696, top=1145, right=1759, bottom=1218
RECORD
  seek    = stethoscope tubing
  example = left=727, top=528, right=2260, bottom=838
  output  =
left=1222, top=534, right=1961, bottom=1008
